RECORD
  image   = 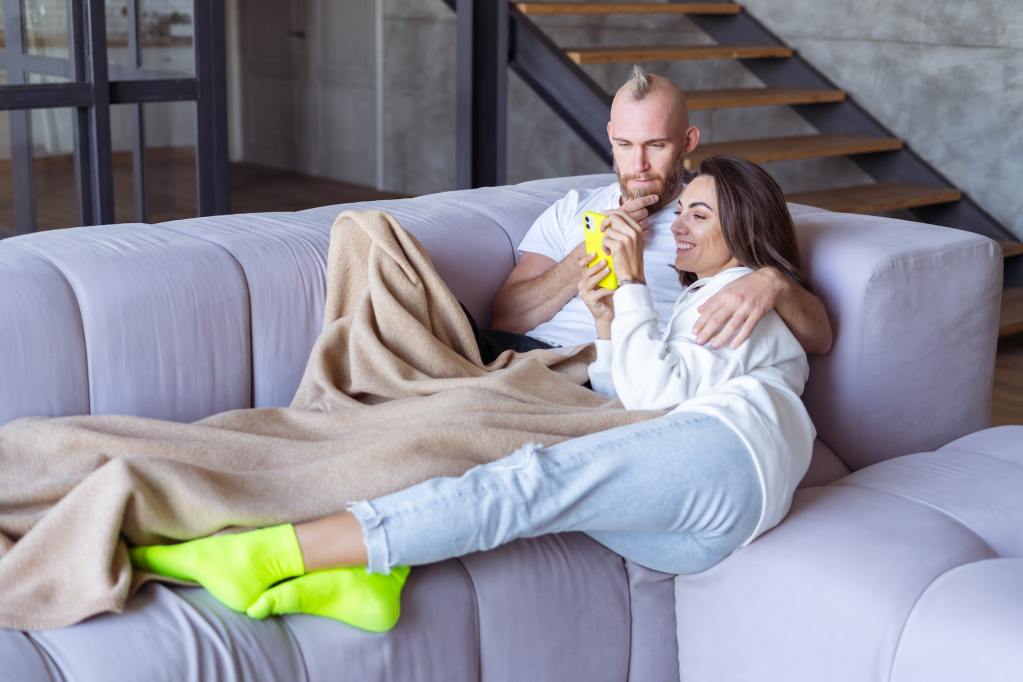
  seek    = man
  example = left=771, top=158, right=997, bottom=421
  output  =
left=476, top=66, right=832, bottom=363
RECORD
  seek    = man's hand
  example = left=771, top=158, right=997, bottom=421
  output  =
left=614, top=194, right=659, bottom=226
left=694, top=268, right=784, bottom=349
left=489, top=247, right=585, bottom=334
left=693, top=268, right=834, bottom=354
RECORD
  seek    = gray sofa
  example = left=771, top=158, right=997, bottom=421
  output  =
left=1, top=174, right=1020, bottom=681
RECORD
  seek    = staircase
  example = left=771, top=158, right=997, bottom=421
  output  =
left=444, top=0, right=1023, bottom=336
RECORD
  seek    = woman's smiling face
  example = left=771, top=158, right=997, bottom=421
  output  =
left=671, top=175, right=741, bottom=280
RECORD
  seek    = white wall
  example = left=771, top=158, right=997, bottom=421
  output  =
left=230, top=0, right=381, bottom=186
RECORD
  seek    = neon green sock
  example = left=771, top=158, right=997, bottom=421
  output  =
left=129, top=524, right=306, bottom=612
left=246, top=565, right=411, bottom=632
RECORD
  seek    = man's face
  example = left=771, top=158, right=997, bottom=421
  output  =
left=608, top=94, right=689, bottom=212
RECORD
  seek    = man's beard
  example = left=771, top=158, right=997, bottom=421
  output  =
left=614, top=155, right=688, bottom=214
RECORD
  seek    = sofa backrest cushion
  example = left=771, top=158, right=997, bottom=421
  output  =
left=795, top=211, right=1001, bottom=469
left=0, top=176, right=1001, bottom=471
left=2, top=224, right=251, bottom=424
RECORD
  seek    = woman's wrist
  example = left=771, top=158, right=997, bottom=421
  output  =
left=617, top=277, right=645, bottom=287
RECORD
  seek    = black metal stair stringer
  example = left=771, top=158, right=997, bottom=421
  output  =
left=507, top=4, right=613, bottom=165
left=441, top=0, right=613, bottom=167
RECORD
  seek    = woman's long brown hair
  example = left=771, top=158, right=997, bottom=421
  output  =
left=680, top=155, right=810, bottom=291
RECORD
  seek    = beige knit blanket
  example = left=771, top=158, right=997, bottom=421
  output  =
left=0, top=210, right=661, bottom=630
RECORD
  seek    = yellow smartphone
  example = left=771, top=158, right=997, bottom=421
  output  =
left=583, top=211, right=618, bottom=290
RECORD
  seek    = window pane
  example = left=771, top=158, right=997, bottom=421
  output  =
left=106, top=0, right=130, bottom=68
left=109, top=103, right=138, bottom=223
left=27, top=71, right=67, bottom=84
left=144, top=0, right=195, bottom=53
left=111, top=100, right=196, bottom=224
left=145, top=100, right=196, bottom=223
left=0, top=111, right=13, bottom=235
left=30, top=106, right=78, bottom=230
left=23, top=0, right=70, bottom=58
left=108, top=0, right=195, bottom=78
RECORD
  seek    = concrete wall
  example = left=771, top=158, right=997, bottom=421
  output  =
left=740, top=0, right=1023, bottom=237
left=378, top=0, right=453, bottom=192
left=234, top=1, right=306, bottom=172
left=301, top=0, right=381, bottom=186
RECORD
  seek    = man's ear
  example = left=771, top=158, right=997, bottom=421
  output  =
left=607, top=121, right=614, bottom=146
left=684, top=126, right=701, bottom=154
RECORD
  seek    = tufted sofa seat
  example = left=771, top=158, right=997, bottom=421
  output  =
left=675, top=425, right=1023, bottom=681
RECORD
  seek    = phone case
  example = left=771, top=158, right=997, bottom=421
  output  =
left=583, top=211, right=618, bottom=289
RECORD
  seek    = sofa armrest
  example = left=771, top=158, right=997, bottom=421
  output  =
left=796, top=211, right=1002, bottom=471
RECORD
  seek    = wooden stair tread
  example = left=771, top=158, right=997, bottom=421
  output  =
left=1000, top=241, right=1023, bottom=258
left=1001, top=288, right=1023, bottom=338
left=687, top=87, right=845, bottom=110
left=684, top=134, right=903, bottom=168
left=517, top=2, right=742, bottom=15
left=787, top=183, right=961, bottom=214
left=565, top=44, right=792, bottom=64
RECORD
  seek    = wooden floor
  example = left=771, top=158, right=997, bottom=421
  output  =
left=228, top=162, right=407, bottom=214
left=0, top=151, right=405, bottom=231
left=1, top=155, right=1020, bottom=425
left=993, top=335, right=1023, bottom=426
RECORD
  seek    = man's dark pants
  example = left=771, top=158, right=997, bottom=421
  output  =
left=460, top=304, right=554, bottom=364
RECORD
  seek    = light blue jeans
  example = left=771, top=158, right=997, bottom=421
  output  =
left=348, top=413, right=762, bottom=575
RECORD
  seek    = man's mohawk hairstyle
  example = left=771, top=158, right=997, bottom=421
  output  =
left=627, top=64, right=652, bottom=99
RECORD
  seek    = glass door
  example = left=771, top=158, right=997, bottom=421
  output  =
left=0, top=0, right=227, bottom=237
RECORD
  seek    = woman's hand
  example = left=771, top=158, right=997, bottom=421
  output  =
left=577, top=255, right=615, bottom=339
left=601, top=211, right=646, bottom=283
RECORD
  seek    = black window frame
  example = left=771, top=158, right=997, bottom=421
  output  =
left=0, top=0, right=228, bottom=236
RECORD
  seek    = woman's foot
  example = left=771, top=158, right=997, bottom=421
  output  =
left=129, top=524, right=306, bottom=612
left=246, top=565, right=411, bottom=632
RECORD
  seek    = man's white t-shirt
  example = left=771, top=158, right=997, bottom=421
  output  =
left=517, top=182, right=686, bottom=348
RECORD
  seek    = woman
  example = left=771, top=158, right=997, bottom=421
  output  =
left=130, top=156, right=816, bottom=632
